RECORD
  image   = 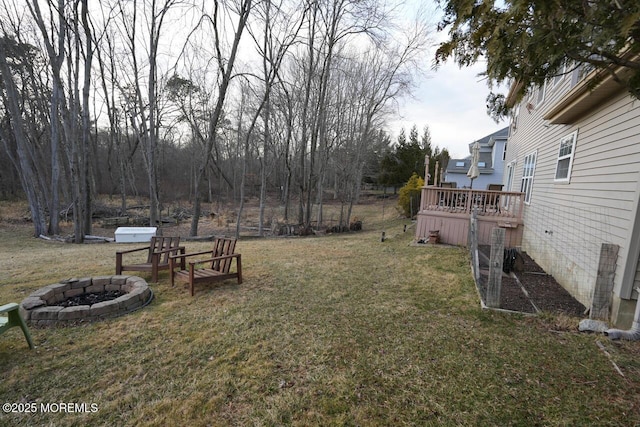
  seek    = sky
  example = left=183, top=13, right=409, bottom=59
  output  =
left=390, top=60, right=507, bottom=160
left=389, top=1, right=508, bottom=160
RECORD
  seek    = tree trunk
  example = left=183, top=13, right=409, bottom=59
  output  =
left=0, top=48, right=48, bottom=237
left=80, top=0, right=93, bottom=237
left=190, top=0, right=252, bottom=236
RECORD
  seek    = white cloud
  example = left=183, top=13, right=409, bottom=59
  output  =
left=390, top=54, right=507, bottom=159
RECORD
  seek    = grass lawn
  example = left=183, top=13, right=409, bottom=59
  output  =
left=0, top=200, right=639, bottom=426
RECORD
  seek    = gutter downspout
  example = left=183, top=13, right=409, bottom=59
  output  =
left=605, top=287, right=640, bottom=340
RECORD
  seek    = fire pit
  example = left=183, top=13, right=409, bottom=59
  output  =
left=20, top=275, right=153, bottom=327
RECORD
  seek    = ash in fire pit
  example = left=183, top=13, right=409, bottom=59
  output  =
left=20, top=275, right=152, bottom=327
left=57, top=290, right=125, bottom=308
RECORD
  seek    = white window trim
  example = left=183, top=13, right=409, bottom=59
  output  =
left=554, top=131, right=578, bottom=183
left=505, top=160, right=516, bottom=192
left=553, top=63, right=567, bottom=87
left=536, top=81, right=546, bottom=106
left=502, top=160, right=516, bottom=210
left=521, top=151, right=537, bottom=205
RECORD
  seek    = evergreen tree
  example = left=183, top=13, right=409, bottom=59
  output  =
left=421, top=126, right=432, bottom=155
left=409, top=125, right=419, bottom=147
left=435, top=0, right=640, bottom=119
left=379, top=126, right=429, bottom=187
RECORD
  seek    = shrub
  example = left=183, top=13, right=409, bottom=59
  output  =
left=398, top=173, right=424, bottom=218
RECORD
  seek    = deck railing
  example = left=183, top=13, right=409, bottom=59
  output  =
left=419, top=186, right=524, bottom=220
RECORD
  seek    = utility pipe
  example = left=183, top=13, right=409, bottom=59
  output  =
left=605, top=287, right=640, bottom=340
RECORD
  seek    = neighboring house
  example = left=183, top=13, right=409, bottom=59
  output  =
left=445, top=127, right=509, bottom=190
left=415, top=124, right=524, bottom=249
left=503, top=62, right=640, bottom=328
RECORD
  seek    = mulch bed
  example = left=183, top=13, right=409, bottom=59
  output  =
left=476, top=245, right=586, bottom=316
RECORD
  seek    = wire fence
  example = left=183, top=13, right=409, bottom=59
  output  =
left=524, top=203, right=616, bottom=305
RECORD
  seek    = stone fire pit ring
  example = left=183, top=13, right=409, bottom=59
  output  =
left=20, top=275, right=153, bottom=327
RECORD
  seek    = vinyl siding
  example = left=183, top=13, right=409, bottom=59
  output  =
left=505, top=79, right=640, bottom=307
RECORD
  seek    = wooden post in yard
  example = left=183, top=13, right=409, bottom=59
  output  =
left=590, top=243, right=619, bottom=320
left=487, top=227, right=505, bottom=308
left=469, top=208, right=480, bottom=284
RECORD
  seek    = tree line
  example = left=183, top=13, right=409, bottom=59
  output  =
left=3, top=1, right=637, bottom=241
left=0, top=0, right=437, bottom=241
left=379, top=124, right=449, bottom=189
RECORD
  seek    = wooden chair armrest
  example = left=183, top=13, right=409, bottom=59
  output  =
left=187, top=253, right=240, bottom=267
left=169, top=250, right=211, bottom=275
left=115, top=245, right=151, bottom=255
left=170, top=249, right=214, bottom=261
left=153, top=246, right=185, bottom=255
left=0, top=303, right=19, bottom=313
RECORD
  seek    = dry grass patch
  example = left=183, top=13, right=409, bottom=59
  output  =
left=0, top=200, right=639, bottom=425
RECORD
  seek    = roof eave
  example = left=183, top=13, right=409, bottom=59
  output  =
left=544, top=55, right=639, bottom=124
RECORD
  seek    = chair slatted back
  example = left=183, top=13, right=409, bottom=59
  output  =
left=146, top=236, right=181, bottom=264
left=210, top=238, right=237, bottom=273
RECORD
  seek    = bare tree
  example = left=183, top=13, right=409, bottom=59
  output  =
left=188, top=0, right=252, bottom=237
left=0, top=0, right=433, bottom=241
left=237, top=0, right=305, bottom=236
left=0, top=36, right=49, bottom=236
left=94, top=3, right=130, bottom=214
left=19, top=0, right=100, bottom=242
left=25, top=0, right=67, bottom=236
left=111, top=0, right=184, bottom=228
left=291, top=0, right=388, bottom=228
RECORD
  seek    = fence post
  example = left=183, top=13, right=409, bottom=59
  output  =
left=590, top=243, right=619, bottom=320
left=469, top=208, right=479, bottom=284
left=487, top=227, right=505, bottom=308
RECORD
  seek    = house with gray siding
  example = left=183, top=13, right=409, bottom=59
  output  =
left=503, top=62, right=640, bottom=328
left=445, top=127, right=509, bottom=189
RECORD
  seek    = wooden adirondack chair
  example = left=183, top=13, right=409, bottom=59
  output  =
left=0, top=303, right=34, bottom=349
left=169, top=237, right=242, bottom=296
left=115, top=236, right=185, bottom=282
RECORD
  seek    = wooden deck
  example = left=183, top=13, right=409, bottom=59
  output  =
left=415, top=186, right=525, bottom=247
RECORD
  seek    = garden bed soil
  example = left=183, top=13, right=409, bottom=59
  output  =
left=477, top=245, right=587, bottom=316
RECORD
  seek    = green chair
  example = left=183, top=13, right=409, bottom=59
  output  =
left=0, top=303, right=34, bottom=349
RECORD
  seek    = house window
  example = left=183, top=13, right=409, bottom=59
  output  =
left=456, top=161, right=465, bottom=167
left=536, top=81, right=546, bottom=106
left=502, top=142, right=507, bottom=161
left=571, top=63, right=595, bottom=87
left=554, top=131, right=578, bottom=182
left=521, top=152, right=537, bottom=204
left=478, top=162, right=486, bottom=167
left=553, top=62, right=566, bottom=87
